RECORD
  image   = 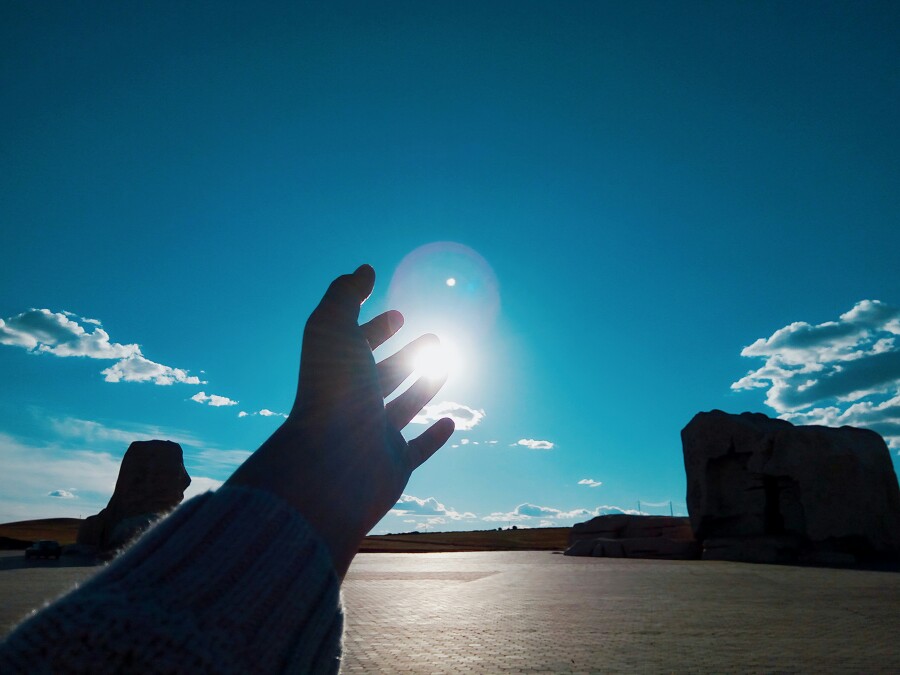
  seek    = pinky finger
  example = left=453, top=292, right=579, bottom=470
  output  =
left=407, top=417, right=455, bottom=470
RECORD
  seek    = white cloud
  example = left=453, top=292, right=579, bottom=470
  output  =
left=578, top=478, right=602, bottom=488
left=411, top=401, right=485, bottom=430
left=732, top=300, right=900, bottom=447
left=0, top=309, right=201, bottom=386
left=102, top=354, right=202, bottom=385
left=238, top=409, right=288, bottom=419
left=183, top=476, right=223, bottom=500
left=0, top=309, right=136, bottom=358
left=389, top=494, right=476, bottom=520
left=513, top=438, right=555, bottom=450
left=482, top=503, right=639, bottom=523
left=191, top=391, right=238, bottom=407
left=47, top=489, right=76, bottom=499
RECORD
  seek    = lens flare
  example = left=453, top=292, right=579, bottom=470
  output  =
left=388, top=242, right=500, bottom=336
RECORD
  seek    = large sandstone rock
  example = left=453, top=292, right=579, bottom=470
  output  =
left=565, top=515, right=700, bottom=560
left=682, top=410, right=900, bottom=564
left=77, top=440, right=191, bottom=551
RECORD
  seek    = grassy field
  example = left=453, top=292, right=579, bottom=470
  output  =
left=359, top=527, right=571, bottom=553
left=0, top=517, right=570, bottom=552
left=0, top=518, right=84, bottom=547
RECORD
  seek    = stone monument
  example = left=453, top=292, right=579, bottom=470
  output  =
left=77, top=440, right=191, bottom=551
left=682, top=410, right=900, bottom=564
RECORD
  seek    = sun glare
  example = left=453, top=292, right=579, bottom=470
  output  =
left=413, top=340, right=461, bottom=381
left=445, top=277, right=456, bottom=287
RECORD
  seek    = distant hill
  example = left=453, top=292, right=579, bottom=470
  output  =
left=360, top=527, right=571, bottom=553
left=0, top=518, right=83, bottom=548
left=0, top=517, right=571, bottom=553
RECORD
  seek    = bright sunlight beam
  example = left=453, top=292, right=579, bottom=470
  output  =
left=413, top=339, right=461, bottom=381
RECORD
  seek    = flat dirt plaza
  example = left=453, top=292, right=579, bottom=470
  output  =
left=2, top=550, right=898, bottom=673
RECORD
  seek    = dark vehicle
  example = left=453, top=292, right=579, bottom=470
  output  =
left=25, top=540, right=62, bottom=560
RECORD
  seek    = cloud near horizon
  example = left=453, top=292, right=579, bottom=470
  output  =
left=0, top=432, right=222, bottom=522
left=411, top=401, right=485, bottom=430
left=389, top=494, right=476, bottom=520
left=578, top=478, right=602, bottom=488
left=0, top=309, right=202, bottom=386
left=732, top=300, right=900, bottom=448
left=482, top=503, right=639, bottom=523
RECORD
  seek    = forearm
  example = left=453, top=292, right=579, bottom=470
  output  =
left=0, top=487, right=343, bottom=674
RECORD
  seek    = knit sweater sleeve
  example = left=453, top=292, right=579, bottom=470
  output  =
left=0, top=486, right=344, bottom=674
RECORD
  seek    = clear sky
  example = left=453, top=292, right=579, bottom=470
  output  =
left=2, top=1, right=899, bottom=531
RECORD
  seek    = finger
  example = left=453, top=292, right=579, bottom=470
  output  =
left=361, top=310, right=404, bottom=351
left=385, top=371, right=447, bottom=430
left=408, top=418, right=455, bottom=470
left=313, top=264, right=376, bottom=325
left=376, top=333, right=438, bottom=397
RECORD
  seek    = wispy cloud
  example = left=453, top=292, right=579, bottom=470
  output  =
left=48, top=415, right=202, bottom=449
left=411, top=401, right=485, bottom=430
left=0, top=432, right=223, bottom=522
left=389, top=494, right=476, bottom=520
left=578, top=478, right=602, bottom=488
left=238, top=409, right=288, bottom=419
left=0, top=309, right=201, bottom=386
left=513, top=438, right=555, bottom=450
left=732, top=300, right=900, bottom=448
left=183, top=476, right=223, bottom=500
left=186, top=448, right=252, bottom=480
left=0, top=433, right=124, bottom=521
left=191, top=391, right=238, bottom=407
left=482, top=503, right=638, bottom=523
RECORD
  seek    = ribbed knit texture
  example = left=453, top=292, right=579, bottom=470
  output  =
left=0, top=487, right=344, bottom=674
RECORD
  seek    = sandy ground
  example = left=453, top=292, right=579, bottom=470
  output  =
left=2, top=550, right=899, bottom=673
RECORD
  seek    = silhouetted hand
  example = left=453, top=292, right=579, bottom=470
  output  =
left=226, top=265, right=454, bottom=577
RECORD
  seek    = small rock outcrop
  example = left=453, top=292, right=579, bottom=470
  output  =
left=682, top=410, right=900, bottom=564
left=565, top=514, right=700, bottom=559
left=77, top=440, right=191, bottom=551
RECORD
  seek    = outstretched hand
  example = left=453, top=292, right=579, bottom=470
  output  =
left=226, top=265, right=454, bottom=577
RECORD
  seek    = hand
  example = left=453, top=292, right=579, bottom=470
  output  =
left=226, top=265, right=455, bottom=577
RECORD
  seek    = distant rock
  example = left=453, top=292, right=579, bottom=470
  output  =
left=682, top=410, right=900, bottom=564
left=565, top=514, right=700, bottom=560
left=77, top=440, right=190, bottom=551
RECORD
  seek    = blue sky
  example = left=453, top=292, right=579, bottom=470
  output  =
left=2, top=2, right=899, bottom=531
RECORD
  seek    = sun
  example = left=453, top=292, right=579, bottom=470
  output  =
left=413, top=339, right=461, bottom=380
left=445, top=277, right=456, bottom=287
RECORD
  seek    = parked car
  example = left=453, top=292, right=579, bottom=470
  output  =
left=25, top=540, right=62, bottom=560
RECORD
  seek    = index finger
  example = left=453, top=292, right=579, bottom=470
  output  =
left=312, top=264, right=376, bottom=325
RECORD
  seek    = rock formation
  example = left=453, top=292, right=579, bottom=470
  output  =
left=565, top=514, right=700, bottom=559
left=682, top=410, right=900, bottom=564
left=77, top=440, right=191, bottom=551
